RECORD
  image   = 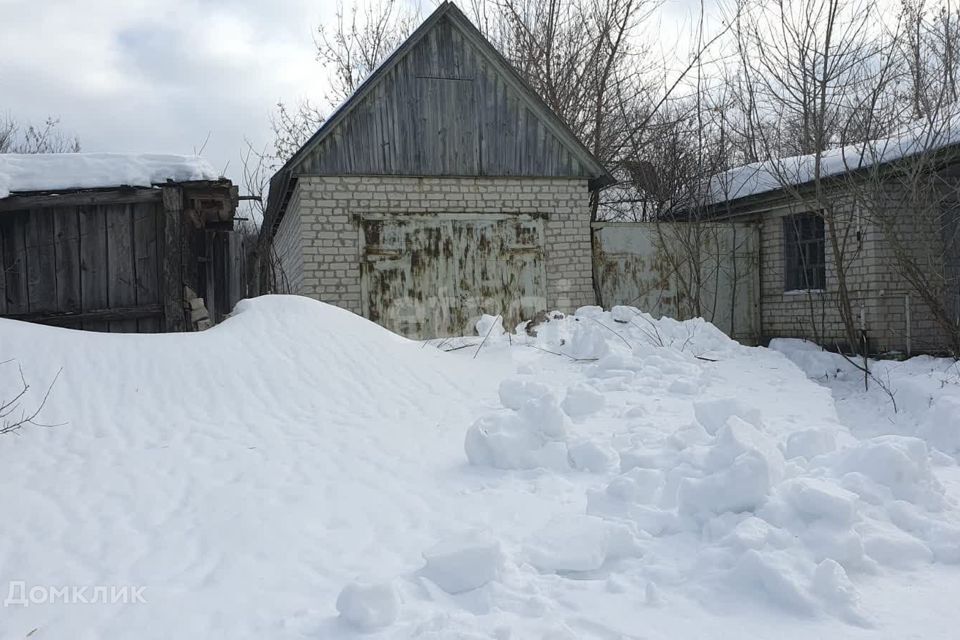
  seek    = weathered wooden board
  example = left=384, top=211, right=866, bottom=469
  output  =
left=360, top=213, right=546, bottom=338
left=105, top=204, right=137, bottom=332
left=25, top=208, right=58, bottom=313
left=78, top=205, right=109, bottom=331
left=1, top=212, right=30, bottom=314
left=53, top=207, right=82, bottom=314
left=133, top=204, right=161, bottom=332
left=0, top=218, right=5, bottom=315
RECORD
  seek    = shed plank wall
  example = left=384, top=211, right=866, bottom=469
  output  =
left=296, top=15, right=590, bottom=180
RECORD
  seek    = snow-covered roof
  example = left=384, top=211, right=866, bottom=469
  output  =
left=706, top=115, right=960, bottom=206
left=0, top=152, right=219, bottom=199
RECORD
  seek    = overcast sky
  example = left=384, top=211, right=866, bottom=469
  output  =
left=0, top=0, right=707, bottom=190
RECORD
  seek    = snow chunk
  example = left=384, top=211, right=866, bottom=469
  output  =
left=785, top=428, right=837, bottom=460
left=568, top=440, right=618, bottom=472
left=731, top=549, right=816, bottom=614
left=610, top=305, right=637, bottom=323
left=777, top=478, right=859, bottom=525
left=420, top=534, right=505, bottom=594
left=561, top=383, right=605, bottom=419
left=498, top=378, right=551, bottom=411
left=525, top=515, right=641, bottom=573
left=465, top=393, right=569, bottom=470
left=918, top=396, right=960, bottom=455
left=336, top=581, right=400, bottom=631
left=0, top=152, right=217, bottom=198
left=475, top=314, right=506, bottom=339
left=678, top=417, right=786, bottom=516
left=704, top=416, right=785, bottom=477
left=679, top=451, right=778, bottom=516
left=693, top=397, right=763, bottom=435
left=833, top=436, right=944, bottom=507
left=565, top=322, right=613, bottom=360
left=862, top=528, right=934, bottom=569
left=574, top=306, right=605, bottom=318
left=606, top=468, right=664, bottom=504
left=812, top=559, right=865, bottom=624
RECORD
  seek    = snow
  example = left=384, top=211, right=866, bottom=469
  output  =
left=1, top=299, right=959, bottom=638
left=419, top=534, right=504, bottom=594
left=335, top=582, right=400, bottom=630
left=0, top=152, right=218, bottom=198
left=707, top=115, right=960, bottom=204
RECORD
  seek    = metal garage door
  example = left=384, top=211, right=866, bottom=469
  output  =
left=359, top=213, right=547, bottom=338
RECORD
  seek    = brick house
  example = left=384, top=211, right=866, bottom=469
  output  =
left=703, top=138, right=960, bottom=355
left=263, top=2, right=612, bottom=338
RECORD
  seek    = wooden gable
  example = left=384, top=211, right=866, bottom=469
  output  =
left=294, top=7, right=602, bottom=180
left=265, top=2, right=612, bottom=233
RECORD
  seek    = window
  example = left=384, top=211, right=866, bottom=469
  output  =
left=783, top=213, right=826, bottom=291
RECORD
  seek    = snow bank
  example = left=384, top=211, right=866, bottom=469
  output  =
left=0, top=152, right=218, bottom=198
left=4, top=297, right=960, bottom=638
left=463, top=306, right=960, bottom=628
left=772, top=340, right=960, bottom=460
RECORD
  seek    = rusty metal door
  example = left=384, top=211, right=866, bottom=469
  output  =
left=592, top=221, right=761, bottom=344
left=360, top=213, right=547, bottom=338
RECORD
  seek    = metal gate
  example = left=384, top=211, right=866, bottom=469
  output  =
left=593, top=221, right=761, bottom=344
left=359, top=213, right=547, bottom=338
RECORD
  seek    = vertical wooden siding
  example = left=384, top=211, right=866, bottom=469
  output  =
left=297, top=15, right=590, bottom=179
left=0, top=201, right=164, bottom=331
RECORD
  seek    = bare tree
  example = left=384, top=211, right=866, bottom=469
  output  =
left=270, top=0, right=419, bottom=165
left=725, top=0, right=902, bottom=354
left=240, top=140, right=289, bottom=296
left=853, top=108, right=960, bottom=355
left=316, top=0, right=420, bottom=105
left=0, top=114, right=80, bottom=154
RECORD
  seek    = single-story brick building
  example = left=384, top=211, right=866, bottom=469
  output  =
left=702, top=132, right=960, bottom=355
left=263, top=1, right=612, bottom=338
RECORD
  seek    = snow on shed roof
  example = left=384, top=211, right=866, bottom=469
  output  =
left=0, top=152, right=219, bottom=199
left=706, top=115, right=960, bottom=206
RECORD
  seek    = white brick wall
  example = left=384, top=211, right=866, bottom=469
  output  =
left=273, top=187, right=304, bottom=294
left=277, top=175, right=595, bottom=319
left=757, top=194, right=948, bottom=353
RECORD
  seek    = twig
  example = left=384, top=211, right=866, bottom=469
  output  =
left=590, top=318, right=632, bottom=349
left=525, top=344, right=599, bottom=362
left=1, top=365, right=64, bottom=435
left=443, top=342, right=480, bottom=353
left=474, top=314, right=501, bottom=359
left=834, top=347, right=898, bottom=413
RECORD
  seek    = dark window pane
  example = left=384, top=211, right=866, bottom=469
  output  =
left=783, top=213, right=826, bottom=291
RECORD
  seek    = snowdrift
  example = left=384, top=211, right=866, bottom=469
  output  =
left=1, top=298, right=958, bottom=639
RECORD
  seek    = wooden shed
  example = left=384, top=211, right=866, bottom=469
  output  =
left=263, top=1, right=613, bottom=338
left=0, top=155, right=244, bottom=332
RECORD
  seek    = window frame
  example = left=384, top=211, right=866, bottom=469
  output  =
left=783, top=212, right=826, bottom=292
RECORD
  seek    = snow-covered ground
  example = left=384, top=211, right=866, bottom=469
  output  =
left=1, top=297, right=958, bottom=639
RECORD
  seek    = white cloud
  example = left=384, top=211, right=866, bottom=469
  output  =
left=0, top=0, right=336, bottom=186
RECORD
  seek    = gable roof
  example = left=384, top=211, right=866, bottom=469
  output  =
left=264, top=1, right=614, bottom=235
